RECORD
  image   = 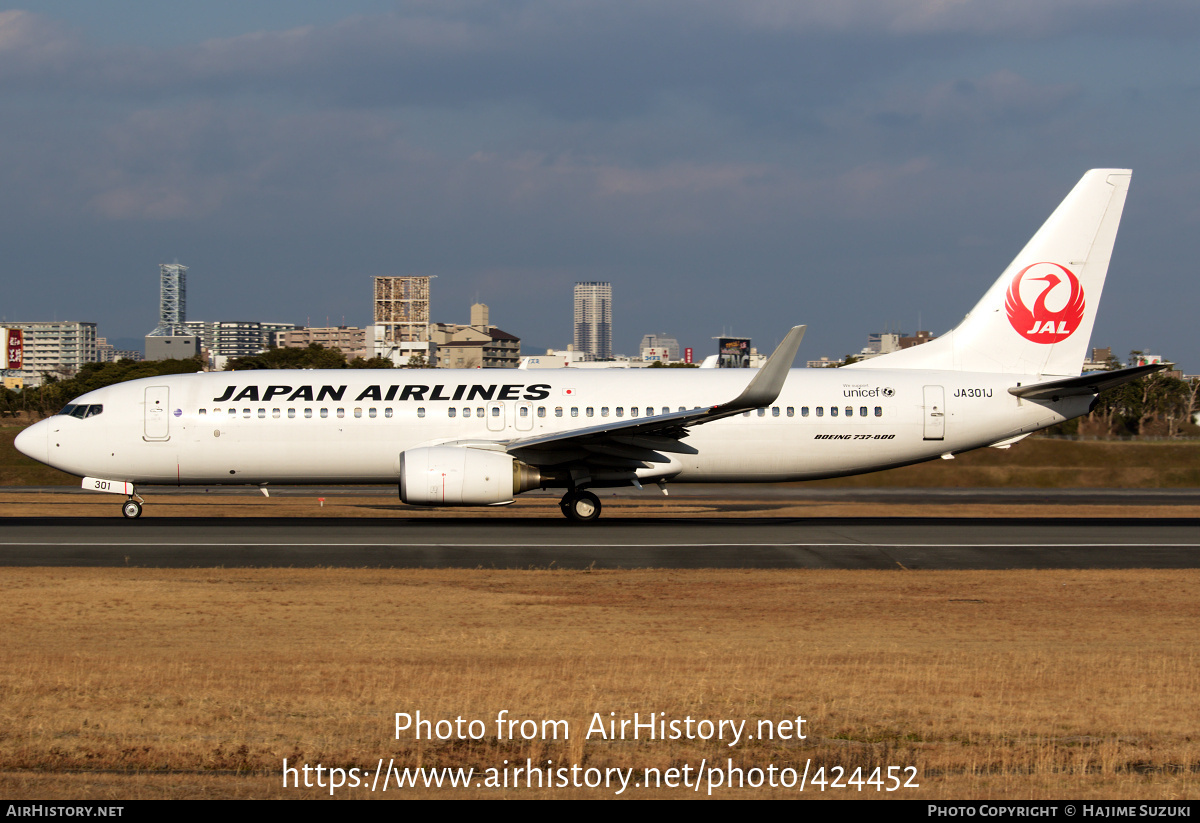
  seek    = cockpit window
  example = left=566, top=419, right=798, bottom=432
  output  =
left=59, top=404, right=102, bottom=419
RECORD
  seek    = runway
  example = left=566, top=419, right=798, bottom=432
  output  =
left=1, top=515, right=1197, bottom=569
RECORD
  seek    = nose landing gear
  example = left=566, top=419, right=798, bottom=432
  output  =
left=560, top=490, right=601, bottom=522
left=121, top=498, right=143, bottom=519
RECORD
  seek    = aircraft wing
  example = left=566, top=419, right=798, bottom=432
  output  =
left=494, top=326, right=805, bottom=471
left=1008, top=363, right=1167, bottom=401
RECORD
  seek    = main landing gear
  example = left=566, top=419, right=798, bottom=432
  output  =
left=560, top=490, right=601, bottom=522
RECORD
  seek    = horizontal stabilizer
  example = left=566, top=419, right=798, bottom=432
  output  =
left=1008, top=364, right=1167, bottom=401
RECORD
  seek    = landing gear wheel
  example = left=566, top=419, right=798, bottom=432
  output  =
left=561, top=490, right=601, bottom=522
left=121, top=499, right=143, bottom=519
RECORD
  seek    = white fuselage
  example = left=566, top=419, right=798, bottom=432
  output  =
left=21, top=367, right=1085, bottom=487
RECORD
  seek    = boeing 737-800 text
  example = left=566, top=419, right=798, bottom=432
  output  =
left=16, top=169, right=1161, bottom=521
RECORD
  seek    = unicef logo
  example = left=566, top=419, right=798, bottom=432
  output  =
left=882, top=387, right=895, bottom=397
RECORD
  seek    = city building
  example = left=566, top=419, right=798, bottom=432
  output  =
left=574, top=282, right=612, bottom=360
left=145, top=335, right=201, bottom=361
left=429, top=303, right=521, bottom=368
left=639, top=333, right=681, bottom=363
left=182, top=320, right=297, bottom=365
left=95, top=338, right=143, bottom=363
left=366, top=325, right=436, bottom=367
left=898, top=330, right=935, bottom=349
left=3, top=321, right=98, bottom=386
left=374, top=276, right=431, bottom=344
left=277, top=326, right=369, bottom=359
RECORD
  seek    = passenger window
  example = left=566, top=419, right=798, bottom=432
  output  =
left=757, top=408, right=765, bottom=417
left=354, top=408, right=362, bottom=418
left=519, top=406, right=529, bottom=417
left=787, top=407, right=794, bottom=417
left=320, top=408, right=328, bottom=418
left=571, top=408, right=579, bottom=417
left=244, top=409, right=252, bottom=418
left=304, top=408, right=313, bottom=418
left=491, top=407, right=499, bottom=417
left=845, top=406, right=852, bottom=417
left=257, top=408, right=266, bottom=418
left=632, top=407, right=639, bottom=417
left=831, top=407, right=838, bottom=417
left=417, top=407, right=425, bottom=418
left=272, top=408, right=280, bottom=418
left=616, top=407, right=624, bottom=418
left=385, top=408, right=393, bottom=418
left=860, top=406, right=867, bottom=417
left=802, top=407, right=809, bottom=417
left=875, top=406, right=882, bottom=417
left=476, top=407, right=484, bottom=418
left=199, top=408, right=206, bottom=416
left=228, top=409, right=236, bottom=417
left=369, top=408, right=377, bottom=418
left=743, top=411, right=750, bottom=417
left=537, top=407, right=546, bottom=418
left=336, top=408, right=345, bottom=419
left=772, top=407, right=780, bottom=417
left=601, top=407, right=609, bottom=417
left=448, top=408, right=457, bottom=418
left=555, top=407, right=563, bottom=418
left=816, top=407, right=824, bottom=417
left=288, top=409, right=296, bottom=419
left=586, top=407, right=594, bottom=417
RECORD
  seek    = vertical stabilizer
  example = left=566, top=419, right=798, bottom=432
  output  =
left=852, top=169, right=1131, bottom=376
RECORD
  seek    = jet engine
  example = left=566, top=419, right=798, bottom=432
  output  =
left=399, top=446, right=542, bottom=506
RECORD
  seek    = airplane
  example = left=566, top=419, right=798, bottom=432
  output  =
left=15, top=169, right=1163, bottom=522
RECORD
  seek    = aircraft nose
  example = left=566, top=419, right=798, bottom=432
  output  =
left=14, top=419, right=49, bottom=466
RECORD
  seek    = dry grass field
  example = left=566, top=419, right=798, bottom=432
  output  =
left=2, top=565, right=1198, bottom=799
left=3, top=425, right=1198, bottom=799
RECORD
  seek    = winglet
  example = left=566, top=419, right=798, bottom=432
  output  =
left=718, top=325, right=805, bottom=412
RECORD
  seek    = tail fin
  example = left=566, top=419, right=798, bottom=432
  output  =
left=854, top=169, right=1131, bottom=376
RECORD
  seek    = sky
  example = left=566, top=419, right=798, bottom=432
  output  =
left=2, top=1, right=1199, bottom=365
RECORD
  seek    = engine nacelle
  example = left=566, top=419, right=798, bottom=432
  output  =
left=399, top=446, right=541, bottom=506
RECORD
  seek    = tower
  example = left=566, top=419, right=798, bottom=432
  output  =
left=148, top=263, right=187, bottom=337
left=374, top=276, right=431, bottom=343
left=573, top=281, right=612, bottom=360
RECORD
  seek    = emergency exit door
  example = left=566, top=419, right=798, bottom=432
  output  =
left=923, top=385, right=945, bottom=441
left=144, top=386, right=171, bottom=440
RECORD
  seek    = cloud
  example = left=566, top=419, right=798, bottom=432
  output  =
left=4, top=2, right=1196, bottom=119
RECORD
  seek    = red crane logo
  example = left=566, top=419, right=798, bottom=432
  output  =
left=1004, top=262, right=1086, bottom=343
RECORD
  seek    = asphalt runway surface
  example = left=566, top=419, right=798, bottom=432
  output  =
left=2, top=511, right=1198, bottom=569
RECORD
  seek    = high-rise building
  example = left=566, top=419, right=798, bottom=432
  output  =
left=574, top=282, right=612, bottom=360
left=4, top=321, right=98, bottom=386
left=374, top=276, right=431, bottom=343
left=148, top=263, right=187, bottom=337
